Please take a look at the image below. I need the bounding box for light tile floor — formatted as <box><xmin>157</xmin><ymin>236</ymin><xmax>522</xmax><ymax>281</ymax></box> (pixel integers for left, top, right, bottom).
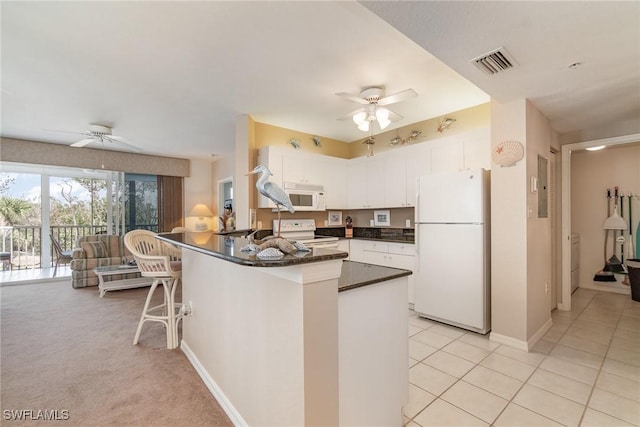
<box><xmin>405</xmin><ymin>288</ymin><xmax>640</xmax><ymax>426</ymax></box>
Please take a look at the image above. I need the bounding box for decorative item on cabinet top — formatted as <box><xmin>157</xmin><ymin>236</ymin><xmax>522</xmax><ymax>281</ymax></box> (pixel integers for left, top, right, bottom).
<box><xmin>492</xmin><ymin>140</ymin><xmax>524</xmax><ymax>167</ymax></box>
<box><xmin>289</xmin><ymin>138</ymin><xmax>300</xmax><ymax>149</ymax></box>
<box><xmin>437</xmin><ymin>118</ymin><xmax>456</xmax><ymax>133</ymax></box>
<box><xmin>390</xmin><ymin>130</ymin><xmax>421</xmax><ymax>146</ymax></box>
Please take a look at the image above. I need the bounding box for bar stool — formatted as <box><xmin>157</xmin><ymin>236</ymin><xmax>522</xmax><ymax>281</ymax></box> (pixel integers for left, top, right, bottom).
<box><xmin>124</xmin><ymin>230</ymin><xmax>183</xmax><ymax>349</ymax></box>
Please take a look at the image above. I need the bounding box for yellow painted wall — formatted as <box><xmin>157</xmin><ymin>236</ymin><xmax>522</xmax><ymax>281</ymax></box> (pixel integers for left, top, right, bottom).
<box><xmin>254</xmin><ymin>122</ymin><xmax>350</xmax><ymax>158</ymax></box>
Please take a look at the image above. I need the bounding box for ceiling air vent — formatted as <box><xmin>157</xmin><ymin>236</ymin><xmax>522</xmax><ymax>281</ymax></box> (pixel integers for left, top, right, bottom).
<box><xmin>470</xmin><ymin>47</ymin><xmax>516</xmax><ymax>75</ymax></box>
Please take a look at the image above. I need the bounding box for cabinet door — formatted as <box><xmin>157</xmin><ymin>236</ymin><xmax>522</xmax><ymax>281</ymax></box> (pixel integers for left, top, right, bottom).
<box><xmin>384</xmin><ymin>150</ymin><xmax>407</xmax><ymax>207</ymax></box>
<box><xmin>282</xmin><ymin>153</ymin><xmax>306</xmax><ymax>183</ymax></box>
<box><xmin>336</xmin><ymin>239</ymin><xmax>350</xmax><ymax>260</ymax></box>
<box><xmin>324</xmin><ymin>157</ymin><xmax>349</xmax><ymax>209</ymax></box>
<box><xmin>365</xmin><ymin>157</ymin><xmax>386</xmax><ymax>208</ymax></box>
<box><xmin>363</xmin><ymin>250</ymin><xmax>388</xmax><ymax>267</ymax></box>
<box><xmin>405</xmin><ymin>144</ymin><xmax>431</xmax><ymax>207</ymax></box>
<box><xmin>348</xmin><ymin>239</ymin><xmax>365</xmax><ymax>262</ymax></box>
<box><xmin>462</xmin><ymin>128</ymin><xmax>491</xmax><ymax>171</ymax></box>
<box><xmin>349</xmin><ymin>161</ymin><xmax>368</xmax><ymax>209</ymax></box>
<box><xmin>431</xmin><ymin>137</ymin><xmax>464</xmax><ymax>174</ymax></box>
<box><xmin>386</xmin><ymin>253</ymin><xmax>416</xmax><ymax>304</ymax></box>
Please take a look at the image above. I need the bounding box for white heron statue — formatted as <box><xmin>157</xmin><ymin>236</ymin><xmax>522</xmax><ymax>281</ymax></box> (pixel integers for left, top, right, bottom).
<box><xmin>246</xmin><ymin>165</ymin><xmax>294</xmax><ymax>237</ymax></box>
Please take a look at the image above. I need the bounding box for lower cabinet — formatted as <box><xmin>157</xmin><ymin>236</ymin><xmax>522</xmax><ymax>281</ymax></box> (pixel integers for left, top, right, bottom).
<box><xmin>349</xmin><ymin>240</ymin><xmax>416</xmax><ymax>305</ymax></box>
<box><xmin>336</xmin><ymin>239</ymin><xmax>350</xmax><ymax>260</ymax></box>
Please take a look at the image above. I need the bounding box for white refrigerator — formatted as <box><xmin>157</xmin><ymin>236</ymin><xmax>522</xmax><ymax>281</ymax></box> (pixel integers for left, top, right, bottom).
<box><xmin>414</xmin><ymin>168</ymin><xmax>490</xmax><ymax>334</ymax></box>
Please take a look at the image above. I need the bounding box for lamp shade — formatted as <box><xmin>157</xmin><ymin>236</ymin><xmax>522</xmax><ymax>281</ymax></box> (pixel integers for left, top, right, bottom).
<box><xmin>190</xmin><ymin>204</ymin><xmax>213</xmax><ymax>218</ymax></box>
<box><xmin>603</xmin><ymin>205</ymin><xmax>628</xmax><ymax>230</ymax></box>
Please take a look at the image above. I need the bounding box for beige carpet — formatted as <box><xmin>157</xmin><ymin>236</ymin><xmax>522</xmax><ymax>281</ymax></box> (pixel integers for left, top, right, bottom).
<box><xmin>1</xmin><ymin>281</ymin><xmax>232</xmax><ymax>426</ymax></box>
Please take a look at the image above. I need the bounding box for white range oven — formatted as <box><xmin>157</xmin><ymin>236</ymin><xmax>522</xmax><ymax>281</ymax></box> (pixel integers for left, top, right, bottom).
<box><xmin>273</xmin><ymin>219</ymin><xmax>339</xmax><ymax>249</ymax></box>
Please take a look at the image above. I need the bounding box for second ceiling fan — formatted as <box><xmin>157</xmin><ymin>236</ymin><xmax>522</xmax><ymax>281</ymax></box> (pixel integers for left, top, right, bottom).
<box><xmin>336</xmin><ymin>86</ymin><xmax>417</xmax><ymax>132</ymax></box>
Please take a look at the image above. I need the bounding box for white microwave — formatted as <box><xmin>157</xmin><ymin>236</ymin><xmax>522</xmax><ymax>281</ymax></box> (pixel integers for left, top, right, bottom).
<box><xmin>283</xmin><ymin>182</ymin><xmax>326</xmax><ymax>211</ymax></box>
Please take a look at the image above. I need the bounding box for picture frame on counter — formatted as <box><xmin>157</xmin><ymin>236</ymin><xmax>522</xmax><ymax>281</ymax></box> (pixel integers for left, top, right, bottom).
<box><xmin>373</xmin><ymin>210</ymin><xmax>391</xmax><ymax>226</ymax></box>
<box><xmin>328</xmin><ymin>211</ymin><xmax>342</xmax><ymax>226</ymax></box>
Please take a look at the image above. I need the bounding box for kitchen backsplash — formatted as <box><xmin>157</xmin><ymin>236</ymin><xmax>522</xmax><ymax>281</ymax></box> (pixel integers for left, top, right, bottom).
<box><xmin>256</xmin><ymin>207</ymin><xmax>415</xmax><ymax>230</ymax></box>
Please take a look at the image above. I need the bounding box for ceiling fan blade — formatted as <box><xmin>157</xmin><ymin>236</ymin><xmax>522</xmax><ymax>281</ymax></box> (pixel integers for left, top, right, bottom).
<box><xmin>378</xmin><ymin>88</ymin><xmax>417</xmax><ymax>106</ymax></box>
<box><xmin>388</xmin><ymin>110</ymin><xmax>404</xmax><ymax>122</ymax></box>
<box><xmin>337</xmin><ymin>107</ymin><xmax>367</xmax><ymax>121</ymax></box>
<box><xmin>44</xmin><ymin>128</ymin><xmax>91</xmax><ymax>136</ymax></box>
<box><xmin>103</xmin><ymin>135</ymin><xmax>142</xmax><ymax>152</ymax></box>
<box><xmin>70</xmin><ymin>138</ymin><xmax>95</xmax><ymax>148</ymax></box>
<box><xmin>335</xmin><ymin>92</ymin><xmax>370</xmax><ymax>105</ymax></box>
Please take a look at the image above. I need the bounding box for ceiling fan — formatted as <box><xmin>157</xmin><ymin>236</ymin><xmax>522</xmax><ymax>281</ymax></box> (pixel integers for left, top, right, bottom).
<box><xmin>336</xmin><ymin>87</ymin><xmax>417</xmax><ymax>132</ymax></box>
<box><xmin>48</xmin><ymin>124</ymin><xmax>141</xmax><ymax>152</ymax></box>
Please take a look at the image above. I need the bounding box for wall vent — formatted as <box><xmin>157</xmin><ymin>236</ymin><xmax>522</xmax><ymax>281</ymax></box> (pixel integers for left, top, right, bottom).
<box><xmin>470</xmin><ymin>47</ymin><xmax>516</xmax><ymax>75</ymax></box>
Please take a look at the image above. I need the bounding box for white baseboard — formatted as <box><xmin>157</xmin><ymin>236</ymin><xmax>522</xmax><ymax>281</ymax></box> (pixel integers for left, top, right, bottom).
<box><xmin>489</xmin><ymin>332</ymin><xmax>528</xmax><ymax>351</ymax></box>
<box><xmin>181</xmin><ymin>340</ymin><xmax>247</xmax><ymax>427</ymax></box>
<box><xmin>489</xmin><ymin>317</ymin><xmax>553</xmax><ymax>352</ymax></box>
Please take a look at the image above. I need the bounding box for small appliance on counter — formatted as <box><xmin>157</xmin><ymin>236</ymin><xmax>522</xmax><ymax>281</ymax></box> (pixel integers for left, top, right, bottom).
<box><xmin>345</xmin><ymin>216</ymin><xmax>353</xmax><ymax>238</ymax></box>
<box><xmin>273</xmin><ymin>219</ymin><xmax>339</xmax><ymax>249</ymax></box>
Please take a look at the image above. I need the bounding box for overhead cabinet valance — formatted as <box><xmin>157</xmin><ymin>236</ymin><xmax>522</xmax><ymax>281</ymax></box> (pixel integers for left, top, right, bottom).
<box><xmin>0</xmin><ymin>138</ymin><xmax>190</xmax><ymax>177</ymax></box>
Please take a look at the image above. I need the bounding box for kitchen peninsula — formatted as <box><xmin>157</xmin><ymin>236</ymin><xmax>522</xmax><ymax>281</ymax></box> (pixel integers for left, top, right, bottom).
<box><xmin>158</xmin><ymin>232</ymin><xmax>410</xmax><ymax>426</ymax></box>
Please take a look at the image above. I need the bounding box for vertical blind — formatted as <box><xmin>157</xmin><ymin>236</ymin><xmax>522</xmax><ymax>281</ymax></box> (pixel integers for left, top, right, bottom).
<box><xmin>158</xmin><ymin>175</ymin><xmax>183</xmax><ymax>233</ymax></box>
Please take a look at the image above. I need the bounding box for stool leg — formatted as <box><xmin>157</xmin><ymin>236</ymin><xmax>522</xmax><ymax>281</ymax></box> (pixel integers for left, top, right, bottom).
<box><xmin>161</xmin><ymin>279</ymin><xmax>174</xmax><ymax>349</ymax></box>
<box><xmin>171</xmin><ymin>276</ymin><xmax>182</xmax><ymax>348</ymax></box>
<box><xmin>133</xmin><ymin>278</ymin><xmax>160</xmax><ymax>345</ymax></box>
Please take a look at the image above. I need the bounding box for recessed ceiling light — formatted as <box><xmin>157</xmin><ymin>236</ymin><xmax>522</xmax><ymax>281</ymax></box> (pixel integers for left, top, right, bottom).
<box><xmin>586</xmin><ymin>145</ymin><xmax>605</xmax><ymax>151</ymax></box>
<box><xmin>568</xmin><ymin>62</ymin><xmax>581</xmax><ymax>69</ymax></box>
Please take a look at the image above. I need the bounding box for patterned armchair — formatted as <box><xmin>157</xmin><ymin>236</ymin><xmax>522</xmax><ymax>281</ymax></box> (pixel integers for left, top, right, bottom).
<box><xmin>70</xmin><ymin>235</ymin><xmax>137</xmax><ymax>289</ymax></box>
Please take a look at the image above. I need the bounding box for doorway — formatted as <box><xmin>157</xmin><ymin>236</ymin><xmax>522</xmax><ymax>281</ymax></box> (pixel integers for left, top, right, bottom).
<box><xmin>218</xmin><ymin>177</ymin><xmax>234</xmax><ymax>231</ymax></box>
<box><xmin>560</xmin><ymin>133</ymin><xmax>640</xmax><ymax>311</ymax></box>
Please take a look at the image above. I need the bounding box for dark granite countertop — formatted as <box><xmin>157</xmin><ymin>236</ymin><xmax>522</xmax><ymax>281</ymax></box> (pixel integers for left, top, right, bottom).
<box><xmin>339</xmin><ymin>261</ymin><xmax>412</xmax><ymax>292</ymax></box>
<box><xmin>317</xmin><ymin>226</ymin><xmax>415</xmax><ymax>244</ymax></box>
<box><xmin>157</xmin><ymin>232</ymin><xmax>347</xmax><ymax>267</ymax></box>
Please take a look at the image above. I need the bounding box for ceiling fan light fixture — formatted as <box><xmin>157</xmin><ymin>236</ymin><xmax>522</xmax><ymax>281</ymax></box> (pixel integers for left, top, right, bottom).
<box><xmin>357</xmin><ymin>121</ymin><xmax>370</xmax><ymax>132</ymax></box>
<box><xmin>378</xmin><ymin>117</ymin><xmax>391</xmax><ymax>130</ymax></box>
<box><xmin>353</xmin><ymin>111</ymin><xmax>367</xmax><ymax>125</ymax></box>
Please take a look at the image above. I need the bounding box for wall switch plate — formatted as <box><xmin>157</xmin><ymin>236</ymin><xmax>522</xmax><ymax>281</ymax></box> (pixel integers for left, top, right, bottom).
<box><xmin>257</xmin><ymin>221</ymin><xmax>263</xmax><ymax>229</ymax></box>
<box><xmin>405</xmin><ymin>219</ymin><xmax>411</xmax><ymax>228</ymax></box>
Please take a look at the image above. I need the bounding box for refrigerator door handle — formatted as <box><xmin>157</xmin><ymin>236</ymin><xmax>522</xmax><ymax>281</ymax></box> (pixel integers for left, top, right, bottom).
<box><xmin>415</xmin><ymin>193</ymin><xmax>420</xmax><ymax>256</ymax></box>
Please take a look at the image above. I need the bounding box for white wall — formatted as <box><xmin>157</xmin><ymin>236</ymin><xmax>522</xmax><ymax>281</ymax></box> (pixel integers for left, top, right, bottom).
<box><xmin>525</xmin><ymin>101</ymin><xmax>552</xmax><ymax>339</ymax></box>
<box><xmin>490</xmin><ymin>99</ymin><xmax>554</xmax><ymax>349</ymax></box>
<box><xmin>571</xmin><ymin>144</ymin><xmax>640</xmax><ymax>293</ymax></box>
<box><xmin>490</xmin><ymin>99</ymin><xmax>529</xmax><ymax>344</ymax></box>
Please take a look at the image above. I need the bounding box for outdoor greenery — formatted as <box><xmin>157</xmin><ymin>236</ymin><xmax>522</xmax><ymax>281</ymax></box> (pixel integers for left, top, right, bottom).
<box><xmin>0</xmin><ymin>173</ymin><xmax>158</xmax><ymax>269</ymax></box>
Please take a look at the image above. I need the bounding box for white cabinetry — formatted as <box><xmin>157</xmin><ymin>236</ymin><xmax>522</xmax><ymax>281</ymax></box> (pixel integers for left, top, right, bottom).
<box><xmin>349</xmin><ymin>240</ymin><xmax>416</xmax><ymax>305</ymax></box>
<box><xmin>349</xmin><ymin>157</ymin><xmax>385</xmax><ymax>209</ymax></box>
<box><xmin>384</xmin><ymin>150</ymin><xmax>408</xmax><ymax>208</ymax></box>
<box><xmin>322</xmin><ymin>157</ymin><xmax>349</xmax><ymax>209</ymax></box>
<box><xmin>336</xmin><ymin>239</ymin><xmax>350</xmax><ymax>260</ymax></box>
<box><xmin>405</xmin><ymin>143</ymin><xmax>431</xmax><ymax>207</ymax></box>
<box><xmin>282</xmin><ymin>153</ymin><xmax>323</xmax><ymax>184</ymax></box>
<box><xmin>430</xmin><ymin>128</ymin><xmax>490</xmax><ymax>174</ymax></box>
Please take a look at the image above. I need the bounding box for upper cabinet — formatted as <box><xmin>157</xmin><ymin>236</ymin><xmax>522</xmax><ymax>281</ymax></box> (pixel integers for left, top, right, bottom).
<box><xmin>282</xmin><ymin>153</ymin><xmax>323</xmax><ymax>184</ymax></box>
<box><xmin>349</xmin><ymin>156</ymin><xmax>386</xmax><ymax>209</ymax></box>
<box><xmin>322</xmin><ymin>156</ymin><xmax>349</xmax><ymax>209</ymax></box>
<box><xmin>257</xmin><ymin>127</ymin><xmax>489</xmax><ymax>211</ymax></box>
<box><xmin>429</xmin><ymin>128</ymin><xmax>490</xmax><ymax>174</ymax></box>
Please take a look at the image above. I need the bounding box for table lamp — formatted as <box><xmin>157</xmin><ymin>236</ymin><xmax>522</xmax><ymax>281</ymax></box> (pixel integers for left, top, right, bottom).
<box><xmin>190</xmin><ymin>204</ymin><xmax>213</xmax><ymax>231</ymax></box>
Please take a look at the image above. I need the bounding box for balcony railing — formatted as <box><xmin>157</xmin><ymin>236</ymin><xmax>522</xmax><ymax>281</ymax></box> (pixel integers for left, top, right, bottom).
<box><xmin>0</xmin><ymin>224</ymin><xmax>158</xmax><ymax>270</ymax></box>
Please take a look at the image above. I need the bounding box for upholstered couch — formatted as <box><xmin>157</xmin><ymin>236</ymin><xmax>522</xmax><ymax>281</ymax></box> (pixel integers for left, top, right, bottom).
<box><xmin>70</xmin><ymin>235</ymin><xmax>137</xmax><ymax>289</ymax></box>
